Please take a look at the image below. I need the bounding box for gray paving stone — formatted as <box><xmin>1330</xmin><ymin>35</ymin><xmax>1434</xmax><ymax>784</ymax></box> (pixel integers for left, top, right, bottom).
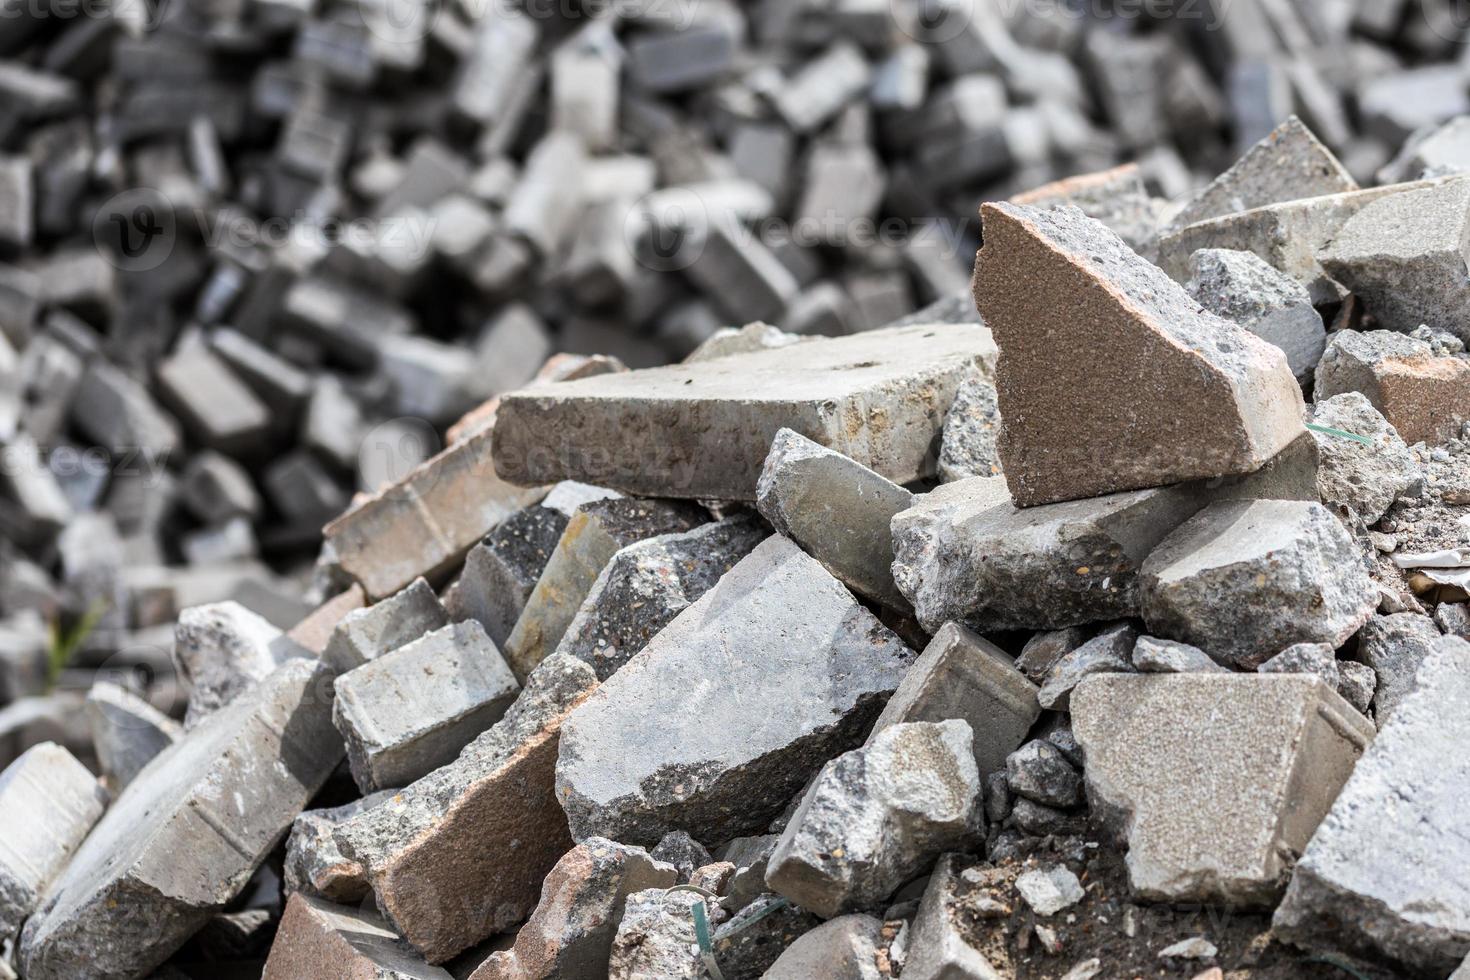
<box><xmin>0</xmin><ymin>743</ymin><xmax>106</xmax><ymax>942</ymax></box>
<box><xmin>84</xmin><ymin>680</ymin><xmax>181</xmax><ymax>792</ymax></box>
<box><xmin>333</xmin><ymin>620</ymin><xmax>520</xmax><ymax>792</ymax></box>
<box><xmin>323</xmin><ymin>576</ymin><xmax>449</xmax><ymax>673</ymax></box>
<box><xmin>180</xmin><ymin>451</ymin><xmax>261</xmax><ymax>525</ymax></box>
<box><xmin>1073</xmin><ymin>673</ymin><xmax>1373</xmax><ymax>906</ymax></box>
<box><xmin>770</xmin><ymin>42</ymin><xmax>870</xmax><ymax>133</ymax></box>
<box><xmin>1309</xmin><ymin>392</ymin><xmax>1419</xmax><ymax>524</ymax></box>
<box><xmin>19</xmin><ymin>659</ymin><xmax>343</xmax><ymax>980</ymax></box>
<box><xmin>451</xmin><ymin>504</ymin><xmax>568</xmax><ymax>650</ymax></box>
<box><xmin>492</xmin><ymin>323</ymin><xmax>996</xmax><ymax>501</ymax></box>
<box><xmin>154</xmin><ymin>345</ymin><xmax>271</xmax><ymax>455</ymax></box>
<box><xmin>556</xmin><ymin>535</ymin><xmax>915</xmax><ymax>847</ymax></box>
<box><xmin>1273</xmin><ymin>638</ymin><xmax>1470</xmax><ymax>976</ymax></box>
<box><xmin>1186</xmin><ymin>248</ymin><xmax>1325</xmax><ymax>383</ymax></box>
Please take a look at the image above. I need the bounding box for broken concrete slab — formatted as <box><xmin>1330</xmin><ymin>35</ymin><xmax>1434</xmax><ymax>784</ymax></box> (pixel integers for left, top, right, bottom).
<box><xmin>1355</xmin><ymin>612</ymin><xmax>1443</xmax><ymax>723</ymax></box>
<box><xmin>19</xmin><ymin>659</ymin><xmax>343</xmax><ymax>980</ymax></box>
<box><xmin>323</xmin><ymin>425</ymin><xmax>548</xmax><ymax>600</ymax></box>
<box><xmin>172</xmin><ymin>600</ymin><xmax>304</xmax><ymax>727</ymax></box>
<box><xmin>503</xmin><ymin>497</ymin><xmax>704</xmax><ymax>680</ymax></box>
<box><xmin>1072</xmin><ymin>673</ymin><xmax>1373</xmax><ymax>905</ymax></box>
<box><xmin>1009</xmin><ymin>163</ymin><xmax>1168</xmax><ymax>256</ymax></box>
<box><xmin>683</xmin><ymin>321</ymin><xmax>805</xmax><ymax>363</ymax></box>
<box><xmin>69</xmin><ymin>360</ymin><xmax>181</xmax><ymax>459</ymax></box>
<box><xmin>871</xmin><ymin>622</ymin><xmax>1039</xmax><ymax>779</ymax></box>
<box><xmin>470</xmin><ymin>838</ymin><xmax>677</xmax><ymax>980</ymax></box>
<box><xmin>331</xmin><ymin>654</ymin><xmax>598</xmax><ymax>963</ymax></box>
<box><xmin>283</xmin><ymin>791</ymin><xmax>394</xmax><ymax>904</ymax></box>
<box><xmin>1320</xmin><ymin>176</ymin><xmax>1470</xmax><ymax>343</ymax></box>
<box><xmin>1141</xmin><ymin>500</ymin><xmax>1379</xmax><ymax>668</ymax></box>
<box><xmin>556</xmin><ymin>535</ymin><xmax>915</xmax><ymax>847</ymax></box>
<box><xmin>1309</xmin><ymin>392</ymin><xmax>1419</xmax><ymax>524</ymax></box>
<box><xmin>891</xmin><ymin>476</ymin><xmax>1207</xmax><ymax>633</ymax></box>
<box><xmin>0</xmin><ymin>743</ymin><xmax>106</xmax><ymax>942</ymax></box>
<box><xmin>492</xmin><ymin>323</ymin><xmax>996</xmax><ymax>501</ymax></box>
<box><xmin>322</xmin><ymin>576</ymin><xmax>449</xmax><ymax>673</ymax></box>
<box><xmin>1038</xmin><ymin>621</ymin><xmax>1138</xmax><ymax>711</ymax></box>
<box><xmin>1315</xmin><ymin>328</ymin><xmax>1470</xmax><ymax>447</ymax></box>
<box><xmin>1273</xmin><ymin>638</ymin><xmax>1470</xmax><ymax>976</ymax></box>
<box><xmin>262</xmin><ymin>893</ymin><xmax>452</xmax><ymax>980</ymax></box>
<box><xmin>333</xmin><ymin>620</ymin><xmax>520</xmax><ymax>792</ymax></box>
<box><xmin>1186</xmin><ymin>248</ymin><xmax>1326</xmax><ymax>383</ymax></box>
<box><xmin>1380</xmin><ymin>116</ymin><xmax>1470</xmax><ymax>183</ymax></box>
<box><xmin>937</xmin><ymin>375</ymin><xmax>1003</xmax><ymax>483</ymax></box>
<box><xmin>556</xmin><ymin>514</ymin><xmax>767</xmax><ymax>680</ymax></box>
<box><xmin>972</xmin><ymin>203</ymin><xmax>1305</xmax><ymax>507</ymax></box>
<box><xmin>756</xmin><ymin>428</ymin><xmax>913</xmax><ymax>610</ymax></box>
<box><xmin>765</xmin><ymin>720</ymin><xmax>981</xmax><ymax>918</ymax></box>
<box><xmin>84</xmin><ymin>680</ymin><xmax>181</xmax><ymax>792</ymax></box>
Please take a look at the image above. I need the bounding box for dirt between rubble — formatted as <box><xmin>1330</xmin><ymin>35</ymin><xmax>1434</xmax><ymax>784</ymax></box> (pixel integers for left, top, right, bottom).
<box><xmin>945</xmin><ymin>836</ymin><xmax>1402</xmax><ymax>980</ymax></box>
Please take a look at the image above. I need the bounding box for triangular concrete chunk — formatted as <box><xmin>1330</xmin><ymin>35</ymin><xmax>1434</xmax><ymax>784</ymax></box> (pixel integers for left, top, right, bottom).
<box><xmin>973</xmin><ymin>203</ymin><xmax>1307</xmax><ymax>507</ymax></box>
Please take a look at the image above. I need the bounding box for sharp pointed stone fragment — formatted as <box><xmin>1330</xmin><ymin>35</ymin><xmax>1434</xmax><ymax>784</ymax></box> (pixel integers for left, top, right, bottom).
<box><xmin>556</xmin><ymin>535</ymin><xmax>915</xmax><ymax>847</ymax></box>
<box><xmin>263</xmin><ymin>894</ymin><xmax>452</xmax><ymax>980</ymax></box>
<box><xmin>84</xmin><ymin>680</ymin><xmax>181</xmax><ymax>792</ymax></box>
<box><xmin>1072</xmin><ymin>673</ymin><xmax>1373</xmax><ymax>905</ymax></box>
<box><xmin>1037</xmin><ymin>621</ymin><xmax>1138</xmax><ymax>711</ymax></box>
<box><xmin>972</xmin><ymin>203</ymin><xmax>1305</xmax><ymax>507</ymax></box>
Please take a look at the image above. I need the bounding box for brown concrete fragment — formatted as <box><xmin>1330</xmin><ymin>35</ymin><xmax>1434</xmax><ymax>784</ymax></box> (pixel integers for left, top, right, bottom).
<box><xmin>972</xmin><ymin>203</ymin><xmax>1305</xmax><ymax>507</ymax></box>
<box><xmin>1315</xmin><ymin>329</ymin><xmax>1470</xmax><ymax>446</ymax></box>
<box><xmin>263</xmin><ymin>893</ymin><xmax>452</xmax><ymax>980</ymax></box>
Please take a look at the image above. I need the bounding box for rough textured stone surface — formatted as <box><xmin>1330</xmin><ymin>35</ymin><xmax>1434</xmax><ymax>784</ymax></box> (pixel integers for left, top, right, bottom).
<box><xmin>503</xmin><ymin>497</ymin><xmax>704</xmax><ymax>680</ymax></box>
<box><xmin>1381</xmin><ymin>117</ymin><xmax>1470</xmax><ymax>184</ymax></box>
<box><xmin>650</xmin><ymin>831</ymin><xmax>712</xmax><ymax>885</ymax></box>
<box><xmin>1437</xmin><ymin>602</ymin><xmax>1470</xmax><ymax>640</ymax></box>
<box><xmin>1131</xmin><ymin>636</ymin><xmax>1228</xmax><ymax>674</ymax></box>
<box><xmin>765</xmin><ymin>720</ymin><xmax>982</xmax><ymax>918</ymax></box>
<box><xmin>556</xmin><ymin>514</ymin><xmax>767</xmax><ymax>680</ymax></box>
<box><xmin>1015</xmin><ymin>866</ymin><xmax>1085</xmax><ymax>916</ymax></box>
<box><xmin>470</xmin><ymin>838</ymin><xmax>677</xmax><ymax>980</ymax></box>
<box><xmin>938</xmin><ymin>375</ymin><xmax>1004</xmax><ymax>483</ymax></box>
<box><xmin>972</xmin><ymin>203</ymin><xmax>1305</xmax><ymax>507</ymax></box>
<box><xmin>1010</xmin><ymin>163</ymin><xmax>1167</xmax><ymax>255</ymax></box>
<box><xmin>1141</xmin><ymin>500</ymin><xmax>1378</xmax><ymax>668</ymax></box>
<box><xmin>262</xmin><ymin>894</ymin><xmax>452</xmax><ymax>980</ymax></box>
<box><xmin>0</xmin><ymin>743</ymin><xmax>106</xmax><ymax>942</ymax></box>
<box><xmin>1309</xmin><ymin>392</ymin><xmax>1419</xmax><ymax>524</ymax></box>
<box><xmin>872</xmin><ymin>622</ymin><xmax>1039</xmax><ymax>779</ymax></box>
<box><xmin>84</xmin><ymin>680</ymin><xmax>181</xmax><ymax>792</ymax></box>
<box><xmin>1005</xmin><ymin>740</ymin><xmax>1083</xmax><ymax>808</ymax></box>
<box><xmin>557</xmin><ymin>536</ymin><xmax>914</xmax><ymax>848</ymax></box>
<box><xmin>284</xmin><ymin>791</ymin><xmax>395</xmax><ymax>904</ymax></box>
<box><xmin>19</xmin><ymin>660</ymin><xmax>343</xmax><ymax>980</ymax></box>
<box><xmin>1170</xmin><ymin>117</ymin><xmax>1356</xmax><ymax>229</ymax></box>
<box><xmin>452</xmin><ymin>506</ymin><xmax>569</xmax><ymax>651</ymax></box>
<box><xmin>1186</xmin><ymin>248</ymin><xmax>1325</xmax><ymax>382</ymax></box>
<box><xmin>1016</xmin><ymin>627</ymin><xmax>1088</xmax><ymax>684</ymax></box>
<box><xmin>892</xmin><ymin>477</ymin><xmax>1206</xmax><ymax>633</ymax></box>
<box><xmin>762</xmin><ymin>913</ymin><xmax>886</xmax><ymax>980</ymax></box>
<box><xmin>1257</xmin><ymin>643</ymin><xmax>1338</xmax><ymax>683</ymax></box>
<box><xmin>1337</xmin><ymin>661</ymin><xmax>1378</xmax><ymax>715</ymax></box>
<box><xmin>1355</xmin><ymin>613</ymin><xmax>1443</xmax><ymax>722</ymax></box>
<box><xmin>332</xmin><ymin>655</ymin><xmax>598</xmax><ymax>964</ymax></box>
<box><xmin>1038</xmin><ymin>621</ymin><xmax>1138</xmax><ymax>711</ymax></box>
<box><xmin>756</xmin><ymin>428</ymin><xmax>913</xmax><ymax>610</ymax></box>
<box><xmin>333</xmin><ymin>621</ymin><xmax>520</xmax><ymax>792</ymax></box>
<box><xmin>1315</xmin><ymin>329</ymin><xmax>1470</xmax><ymax>446</ymax></box>
<box><xmin>172</xmin><ymin>600</ymin><xmax>302</xmax><ymax>726</ymax></box>
<box><xmin>323</xmin><ymin>576</ymin><xmax>449</xmax><ymax>673</ymax></box>
<box><xmin>607</xmin><ymin>888</ymin><xmax>721</xmax><ymax>980</ymax></box>
<box><xmin>1273</xmin><ymin>638</ymin><xmax>1470</xmax><ymax>976</ymax></box>
<box><xmin>684</xmin><ymin>321</ymin><xmax>805</xmax><ymax>363</ymax></box>
<box><xmin>1320</xmin><ymin>177</ymin><xmax>1470</xmax><ymax>343</ymax></box>
<box><xmin>1072</xmin><ymin>673</ymin><xmax>1373</xmax><ymax>906</ymax></box>
<box><xmin>903</xmin><ymin>855</ymin><xmax>1004</xmax><ymax>980</ymax></box>
<box><xmin>492</xmin><ymin>322</ymin><xmax>996</xmax><ymax>500</ymax></box>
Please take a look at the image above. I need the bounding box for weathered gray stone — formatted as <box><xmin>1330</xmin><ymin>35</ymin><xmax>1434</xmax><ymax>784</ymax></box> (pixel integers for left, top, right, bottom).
<box><xmin>1072</xmin><ymin>673</ymin><xmax>1373</xmax><ymax>906</ymax></box>
<box><xmin>1037</xmin><ymin>621</ymin><xmax>1138</xmax><ymax>711</ymax></box>
<box><xmin>1355</xmin><ymin>613</ymin><xmax>1443</xmax><ymax>723</ymax></box>
<box><xmin>1436</xmin><ymin>602</ymin><xmax>1470</xmax><ymax>639</ymax></box>
<box><xmin>172</xmin><ymin>600</ymin><xmax>304</xmax><ymax>727</ymax></box>
<box><xmin>766</xmin><ymin>720</ymin><xmax>982</xmax><ymax>918</ymax></box>
<box><xmin>1186</xmin><ymin>248</ymin><xmax>1325</xmax><ymax>383</ymax></box>
<box><xmin>762</xmin><ymin>913</ymin><xmax>886</xmax><ymax>980</ymax></box>
<box><xmin>556</xmin><ymin>536</ymin><xmax>915</xmax><ymax>847</ymax></box>
<box><xmin>1320</xmin><ymin>176</ymin><xmax>1470</xmax><ymax>343</ymax></box>
<box><xmin>1337</xmin><ymin>661</ymin><xmax>1378</xmax><ymax>715</ymax></box>
<box><xmin>70</xmin><ymin>361</ymin><xmax>181</xmax><ymax>458</ymax></box>
<box><xmin>1167</xmin><ymin>116</ymin><xmax>1357</xmax><ymax>232</ymax></box>
<box><xmin>1010</xmin><ymin>798</ymin><xmax>1087</xmax><ymax>838</ymax></box>
<box><xmin>683</xmin><ymin>321</ymin><xmax>805</xmax><ymax>363</ymax></box>
<box><xmin>1015</xmin><ymin>866</ymin><xmax>1085</xmax><ymax>917</ymax></box>
<box><xmin>333</xmin><ymin>621</ymin><xmax>520</xmax><ymax>792</ymax></box>
<box><xmin>607</xmin><ymin>888</ymin><xmax>723</xmax><ymax>980</ymax></box>
<box><xmin>871</xmin><ymin>622</ymin><xmax>1039</xmax><ymax>779</ymax></box>
<box><xmin>262</xmin><ymin>894</ymin><xmax>452</xmax><ymax>980</ymax></box>
<box><xmin>1380</xmin><ymin>116</ymin><xmax>1470</xmax><ymax>183</ymax></box>
<box><xmin>1016</xmin><ymin>627</ymin><xmax>1087</xmax><ymax>684</ymax></box>
<box><xmin>757</xmin><ymin>428</ymin><xmax>913</xmax><ymax>610</ymax></box>
<box><xmin>720</xmin><ymin>835</ymin><xmax>781</xmax><ymax>914</ymax></box>
<box><xmin>557</xmin><ymin>514</ymin><xmax>767</xmax><ymax>680</ymax></box>
<box><xmin>331</xmin><ymin>654</ymin><xmax>598</xmax><ymax>963</ymax></box>
<box><xmin>938</xmin><ymin>375</ymin><xmax>1003</xmax><ymax>483</ymax></box>
<box><xmin>1141</xmin><ymin>500</ymin><xmax>1378</xmax><ymax>668</ymax></box>
<box><xmin>1131</xmin><ymin>636</ymin><xmax>1228</xmax><ymax>674</ymax></box>
<box><xmin>1005</xmin><ymin>740</ymin><xmax>1082</xmax><ymax>808</ymax></box>
<box><xmin>902</xmin><ymin>854</ymin><xmax>1004</xmax><ymax>980</ymax></box>
<box><xmin>19</xmin><ymin>660</ymin><xmax>343</xmax><ymax>980</ymax></box>
<box><xmin>492</xmin><ymin>323</ymin><xmax>996</xmax><ymax>501</ymax></box>
<box><xmin>1314</xmin><ymin>329</ymin><xmax>1470</xmax><ymax>447</ymax></box>
<box><xmin>651</xmin><ymin>832</ymin><xmax>712</xmax><ymax>886</ymax></box>
<box><xmin>1273</xmin><ymin>638</ymin><xmax>1470</xmax><ymax>976</ymax></box>
<box><xmin>470</xmin><ymin>838</ymin><xmax>677</xmax><ymax>980</ymax></box>
<box><xmin>283</xmin><ymin>791</ymin><xmax>395</xmax><ymax>904</ymax></box>
<box><xmin>0</xmin><ymin>743</ymin><xmax>106</xmax><ymax>942</ymax></box>
<box><xmin>84</xmin><ymin>680</ymin><xmax>181</xmax><ymax>792</ymax></box>
<box><xmin>892</xmin><ymin>477</ymin><xmax>1206</xmax><ymax>633</ymax></box>
<box><xmin>973</xmin><ymin>203</ymin><xmax>1306</xmax><ymax>507</ymax></box>
<box><xmin>1009</xmin><ymin>163</ymin><xmax>1167</xmax><ymax>256</ymax></box>
<box><xmin>1309</xmin><ymin>392</ymin><xmax>1419</xmax><ymax>524</ymax></box>
<box><xmin>323</xmin><ymin>576</ymin><xmax>449</xmax><ymax>673</ymax></box>
<box><xmin>504</xmin><ymin>497</ymin><xmax>703</xmax><ymax>680</ymax></box>
<box><xmin>1258</xmin><ymin>643</ymin><xmax>1338</xmax><ymax>683</ymax></box>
